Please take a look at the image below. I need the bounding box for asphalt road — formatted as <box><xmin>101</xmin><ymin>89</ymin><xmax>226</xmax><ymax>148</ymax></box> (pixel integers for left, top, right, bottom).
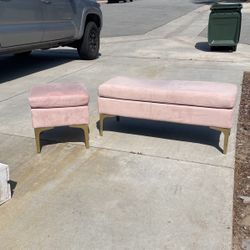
<box><xmin>101</xmin><ymin>0</ymin><xmax>200</xmax><ymax>37</ymax></box>
<box><xmin>101</xmin><ymin>0</ymin><xmax>250</xmax><ymax>44</ymax></box>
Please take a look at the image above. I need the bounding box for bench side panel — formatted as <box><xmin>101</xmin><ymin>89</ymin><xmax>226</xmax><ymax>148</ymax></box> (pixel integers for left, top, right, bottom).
<box><xmin>98</xmin><ymin>97</ymin><xmax>234</xmax><ymax>129</ymax></box>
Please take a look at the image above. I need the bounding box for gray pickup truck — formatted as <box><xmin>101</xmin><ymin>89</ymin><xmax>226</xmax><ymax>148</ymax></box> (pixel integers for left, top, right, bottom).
<box><xmin>0</xmin><ymin>0</ymin><xmax>102</xmax><ymax>60</ymax></box>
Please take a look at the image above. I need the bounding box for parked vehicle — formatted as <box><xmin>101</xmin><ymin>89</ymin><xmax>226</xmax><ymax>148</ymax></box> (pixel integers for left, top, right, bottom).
<box><xmin>0</xmin><ymin>0</ymin><xmax>102</xmax><ymax>60</ymax></box>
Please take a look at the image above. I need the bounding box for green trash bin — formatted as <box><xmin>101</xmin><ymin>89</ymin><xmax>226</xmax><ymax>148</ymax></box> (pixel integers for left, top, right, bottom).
<box><xmin>208</xmin><ymin>3</ymin><xmax>242</xmax><ymax>51</ymax></box>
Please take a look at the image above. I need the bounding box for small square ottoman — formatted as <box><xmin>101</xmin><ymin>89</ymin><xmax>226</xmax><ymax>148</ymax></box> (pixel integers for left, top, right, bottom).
<box><xmin>29</xmin><ymin>83</ymin><xmax>89</xmax><ymax>153</ymax></box>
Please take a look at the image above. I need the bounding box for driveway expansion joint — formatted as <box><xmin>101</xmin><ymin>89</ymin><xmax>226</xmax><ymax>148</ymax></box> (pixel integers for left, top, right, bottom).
<box><xmin>90</xmin><ymin>145</ymin><xmax>234</xmax><ymax>171</ymax></box>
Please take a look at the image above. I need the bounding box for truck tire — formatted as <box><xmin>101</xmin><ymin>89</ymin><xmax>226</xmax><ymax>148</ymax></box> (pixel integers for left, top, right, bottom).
<box><xmin>77</xmin><ymin>21</ymin><xmax>100</xmax><ymax>60</ymax></box>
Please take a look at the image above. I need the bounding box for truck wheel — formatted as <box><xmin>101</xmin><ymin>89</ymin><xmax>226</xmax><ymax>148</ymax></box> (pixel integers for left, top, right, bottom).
<box><xmin>77</xmin><ymin>21</ymin><xmax>100</xmax><ymax>60</ymax></box>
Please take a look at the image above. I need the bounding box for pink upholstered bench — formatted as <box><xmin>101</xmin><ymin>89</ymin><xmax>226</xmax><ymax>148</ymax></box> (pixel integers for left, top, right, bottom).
<box><xmin>29</xmin><ymin>83</ymin><xmax>89</xmax><ymax>153</ymax></box>
<box><xmin>98</xmin><ymin>76</ymin><xmax>238</xmax><ymax>154</ymax></box>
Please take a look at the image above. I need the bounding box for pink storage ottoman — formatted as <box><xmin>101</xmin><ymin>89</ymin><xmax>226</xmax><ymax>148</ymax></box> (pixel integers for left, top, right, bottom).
<box><xmin>29</xmin><ymin>83</ymin><xmax>89</xmax><ymax>153</ymax></box>
<box><xmin>98</xmin><ymin>76</ymin><xmax>238</xmax><ymax>154</ymax></box>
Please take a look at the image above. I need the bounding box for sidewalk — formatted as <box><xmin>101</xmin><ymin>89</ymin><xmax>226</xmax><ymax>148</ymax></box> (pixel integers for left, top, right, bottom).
<box><xmin>0</xmin><ymin>4</ymin><xmax>249</xmax><ymax>250</ymax></box>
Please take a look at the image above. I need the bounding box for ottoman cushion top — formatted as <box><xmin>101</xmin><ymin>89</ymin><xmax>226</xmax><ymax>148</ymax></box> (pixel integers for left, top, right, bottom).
<box><xmin>98</xmin><ymin>76</ymin><xmax>237</xmax><ymax>109</ymax></box>
<box><xmin>29</xmin><ymin>83</ymin><xmax>89</xmax><ymax>108</ymax></box>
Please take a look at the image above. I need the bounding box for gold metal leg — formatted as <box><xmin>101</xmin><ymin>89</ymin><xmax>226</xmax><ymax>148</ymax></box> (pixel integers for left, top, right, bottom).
<box><xmin>210</xmin><ymin>127</ymin><xmax>231</xmax><ymax>154</ymax></box>
<box><xmin>34</xmin><ymin>127</ymin><xmax>53</xmax><ymax>153</ymax></box>
<box><xmin>99</xmin><ymin>114</ymin><xmax>105</xmax><ymax>136</ymax></box>
<box><xmin>99</xmin><ymin>114</ymin><xmax>117</xmax><ymax>136</ymax></box>
<box><xmin>70</xmin><ymin>124</ymin><xmax>90</xmax><ymax>148</ymax></box>
<box><xmin>83</xmin><ymin>125</ymin><xmax>90</xmax><ymax>149</ymax></box>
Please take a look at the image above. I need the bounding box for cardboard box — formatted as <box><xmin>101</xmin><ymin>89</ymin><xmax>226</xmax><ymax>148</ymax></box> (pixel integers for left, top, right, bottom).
<box><xmin>0</xmin><ymin>163</ymin><xmax>11</xmax><ymax>205</ymax></box>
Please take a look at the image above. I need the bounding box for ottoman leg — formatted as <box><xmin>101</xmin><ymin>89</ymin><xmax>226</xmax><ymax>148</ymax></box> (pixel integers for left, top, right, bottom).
<box><xmin>70</xmin><ymin>125</ymin><xmax>89</xmax><ymax>149</ymax></box>
<box><xmin>34</xmin><ymin>127</ymin><xmax>52</xmax><ymax>153</ymax></box>
<box><xmin>82</xmin><ymin>125</ymin><xmax>90</xmax><ymax>149</ymax></box>
<box><xmin>210</xmin><ymin>127</ymin><xmax>231</xmax><ymax>154</ymax></box>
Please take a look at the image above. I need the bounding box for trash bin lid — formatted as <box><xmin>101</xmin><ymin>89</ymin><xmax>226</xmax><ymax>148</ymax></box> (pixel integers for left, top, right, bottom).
<box><xmin>211</xmin><ymin>3</ymin><xmax>242</xmax><ymax>11</ymax></box>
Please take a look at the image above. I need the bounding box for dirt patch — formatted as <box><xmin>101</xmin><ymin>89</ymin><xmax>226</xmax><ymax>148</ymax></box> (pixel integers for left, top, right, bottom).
<box><xmin>233</xmin><ymin>72</ymin><xmax>250</xmax><ymax>250</ymax></box>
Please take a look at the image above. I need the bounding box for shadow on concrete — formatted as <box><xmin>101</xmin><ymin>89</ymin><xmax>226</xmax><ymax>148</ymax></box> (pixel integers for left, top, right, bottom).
<box><xmin>34</xmin><ymin>120</ymin><xmax>222</xmax><ymax>153</ymax></box>
<box><xmin>192</xmin><ymin>0</ymin><xmax>246</xmax><ymax>4</ymax></box>
<box><xmin>8</xmin><ymin>180</ymin><xmax>17</xmax><ymax>197</ymax></box>
<box><xmin>0</xmin><ymin>49</ymin><xmax>79</xmax><ymax>84</ymax></box>
<box><xmin>192</xmin><ymin>0</ymin><xmax>217</xmax><ymax>4</ymax></box>
<box><xmin>39</xmin><ymin>126</ymin><xmax>88</xmax><ymax>151</ymax></box>
<box><xmin>195</xmin><ymin>42</ymin><xmax>211</xmax><ymax>52</ymax></box>
<box><xmin>107</xmin><ymin>0</ymin><xmax>129</xmax><ymax>4</ymax></box>
<box><xmin>96</xmin><ymin>117</ymin><xmax>223</xmax><ymax>153</ymax></box>
<box><xmin>195</xmin><ymin>42</ymin><xmax>235</xmax><ymax>52</ymax></box>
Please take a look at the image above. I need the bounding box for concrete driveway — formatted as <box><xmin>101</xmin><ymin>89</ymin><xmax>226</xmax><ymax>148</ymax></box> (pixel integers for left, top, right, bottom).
<box><xmin>0</xmin><ymin>1</ymin><xmax>250</xmax><ymax>249</ymax></box>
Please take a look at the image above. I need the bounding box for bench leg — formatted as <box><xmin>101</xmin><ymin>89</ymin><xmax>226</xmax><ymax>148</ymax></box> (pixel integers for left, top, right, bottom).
<box><xmin>99</xmin><ymin>114</ymin><xmax>119</xmax><ymax>136</ymax></box>
<box><xmin>99</xmin><ymin>114</ymin><xmax>105</xmax><ymax>136</ymax></box>
<box><xmin>70</xmin><ymin>124</ymin><xmax>90</xmax><ymax>149</ymax></box>
<box><xmin>210</xmin><ymin>127</ymin><xmax>231</xmax><ymax>154</ymax></box>
<box><xmin>34</xmin><ymin>127</ymin><xmax>53</xmax><ymax>153</ymax></box>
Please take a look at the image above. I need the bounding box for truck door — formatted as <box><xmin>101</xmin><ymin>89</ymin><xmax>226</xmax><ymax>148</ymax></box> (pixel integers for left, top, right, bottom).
<box><xmin>41</xmin><ymin>0</ymin><xmax>75</xmax><ymax>42</ymax></box>
<box><xmin>0</xmin><ymin>0</ymin><xmax>43</xmax><ymax>47</ymax></box>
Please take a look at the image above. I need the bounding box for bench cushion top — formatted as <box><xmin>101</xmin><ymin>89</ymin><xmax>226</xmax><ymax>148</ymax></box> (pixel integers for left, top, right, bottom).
<box><xmin>29</xmin><ymin>83</ymin><xmax>89</xmax><ymax>108</ymax></box>
<box><xmin>99</xmin><ymin>76</ymin><xmax>237</xmax><ymax>109</ymax></box>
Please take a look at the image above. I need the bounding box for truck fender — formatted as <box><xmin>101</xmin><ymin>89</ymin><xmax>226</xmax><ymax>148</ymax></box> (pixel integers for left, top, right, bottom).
<box><xmin>78</xmin><ymin>8</ymin><xmax>102</xmax><ymax>39</ymax></box>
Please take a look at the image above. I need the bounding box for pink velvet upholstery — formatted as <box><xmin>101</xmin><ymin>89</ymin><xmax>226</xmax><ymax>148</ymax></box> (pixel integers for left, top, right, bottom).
<box><xmin>98</xmin><ymin>97</ymin><xmax>234</xmax><ymax>128</ymax></box>
<box><xmin>31</xmin><ymin>106</ymin><xmax>89</xmax><ymax>128</ymax></box>
<box><xmin>29</xmin><ymin>83</ymin><xmax>89</xmax><ymax>129</ymax></box>
<box><xmin>99</xmin><ymin>76</ymin><xmax>237</xmax><ymax>109</ymax></box>
<box><xmin>29</xmin><ymin>83</ymin><xmax>89</xmax><ymax>108</ymax></box>
<box><xmin>98</xmin><ymin>77</ymin><xmax>238</xmax><ymax>129</ymax></box>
